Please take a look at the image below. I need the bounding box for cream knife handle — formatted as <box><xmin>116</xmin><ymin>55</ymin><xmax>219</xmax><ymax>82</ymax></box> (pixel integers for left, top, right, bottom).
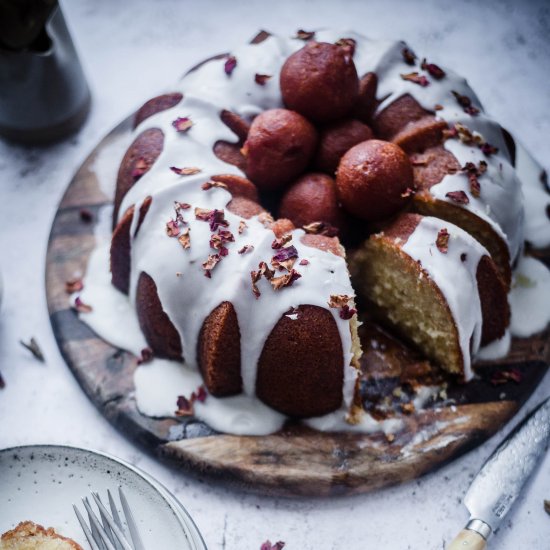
<box><xmin>447</xmin><ymin>529</ymin><xmax>487</xmax><ymax>549</ymax></box>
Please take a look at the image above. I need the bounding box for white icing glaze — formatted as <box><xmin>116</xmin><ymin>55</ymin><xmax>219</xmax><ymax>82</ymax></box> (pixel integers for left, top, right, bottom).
<box><xmin>477</xmin><ymin>330</ymin><xmax>512</xmax><ymax>361</ymax></box>
<box><xmin>401</xmin><ymin>216</ymin><xmax>488</xmax><ymax>380</ymax></box>
<box><xmin>514</xmin><ymin>140</ymin><xmax>550</xmax><ymax>249</ymax></box>
<box><xmin>510</xmin><ymin>255</ymin><xmax>550</xmax><ymax>338</ymax></box>
<box><xmin>78</xmin><ymin>30</ymin><xmax>550</xmax><ymax>436</ymax></box>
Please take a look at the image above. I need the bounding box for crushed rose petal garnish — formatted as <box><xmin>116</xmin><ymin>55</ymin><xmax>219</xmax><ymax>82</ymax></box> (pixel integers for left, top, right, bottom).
<box><xmin>238</xmin><ymin>244</ymin><xmax>254</xmax><ymax>254</ymax></box>
<box><xmin>490</xmin><ymin>368</ymin><xmax>522</xmax><ymax>386</ymax></box>
<box><xmin>401</xmin><ymin>47</ymin><xmax>416</xmax><ymax>65</ymax></box>
<box><xmin>420</xmin><ymin>58</ymin><xmax>446</xmax><ymax>79</ymax></box>
<box><xmin>270</xmin><ymin>269</ymin><xmax>302</xmax><ymax>290</ymax></box>
<box><xmin>175</xmin><ymin>395</ymin><xmax>194</xmax><ymax>416</ymax></box>
<box><xmin>172</xmin><ymin>117</ymin><xmax>193</xmax><ymax>132</ymax></box>
<box><xmin>271</xmin><ymin>234</ymin><xmax>293</xmax><ymax>249</ymax></box>
<box><xmin>224</xmin><ymin>55</ymin><xmax>237</xmax><ymax>75</ymax></box>
<box><xmin>400</xmin><ymin>72</ymin><xmax>429</xmax><ymax>87</ymax></box>
<box><xmin>166</xmin><ymin>219</ymin><xmax>180</xmax><ymax>237</ymax></box>
<box><xmin>255</xmin><ymin>73</ymin><xmax>272</xmax><ymax>85</ymax></box>
<box><xmin>271</xmin><ymin>245</ymin><xmax>298</xmax><ymax>271</ymax></box>
<box><xmin>178</xmin><ymin>228</ymin><xmax>191</xmax><ymax>249</ymax></box>
<box><xmin>65</xmin><ymin>279</ymin><xmax>83</xmax><ymax>294</ymax></box>
<box><xmin>302</xmin><ymin>221</ymin><xmax>339</xmax><ymax>237</ymax></box>
<box><xmin>260</xmin><ymin>542</ymin><xmax>285</xmax><ymax>550</ymax></box>
<box><xmin>335</xmin><ymin>37</ymin><xmax>356</xmax><ymax>58</ymax></box>
<box><xmin>451</xmin><ymin>91</ymin><xmax>480</xmax><ymax>116</ymax></box>
<box><xmin>445</xmin><ymin>190</ymin><xmax>470</xmax><ymax>204</ymax></box>
<box><xmin>74</xmin><ymin>296</ymin><xmax>93</xmax><ymax>313</ymax></box>
<box><xmin>202</xmin><ymin>254</ymin><xmax>222</xmax><ymax>278</ymax></box>
<box><xmin>295</xmin><ymin>29</ymin><xmax>315</xmax><ymax>40</ymax></box>
<box><xmin>238</xmin><ymin>220</ymin><xmax>248</xmax><ymax>234</ymax></box>
<box><xmin>436</xmin><ymin>228</ymin><xmax>450</xmax><ymax>253</ymax></box>
<box><xmin>170</xmin><ymin>166</ymin><xmax>201</xmax><ymax>176</ymax></box>
<box><xmin>299</xmin><ymin>259</ymin><xmax>309</xmax><ymax>266</ymax></box>
<box><xmin>202</xmin><ymin>180</ymin><xmax>228</xmax><ymax>190</ymax></box>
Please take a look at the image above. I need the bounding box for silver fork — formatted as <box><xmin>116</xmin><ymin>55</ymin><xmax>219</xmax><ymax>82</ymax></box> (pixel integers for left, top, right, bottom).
<box><xmin>73</xmin><ymin>487</ymin><xmax>145</xmax><ymax>550</ymax></box>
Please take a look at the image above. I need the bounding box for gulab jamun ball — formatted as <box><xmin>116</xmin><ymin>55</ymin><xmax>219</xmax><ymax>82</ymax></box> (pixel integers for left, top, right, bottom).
<box><xmin>280</xmin><ymin>41</ymin><xmax>359</xmax><ymax>123</ymax></box>
<box><xmin>335</xmin><ymin>139</ymin><xmax>414</xmax><ymax>221</ymax></box>
<box><xmin>242</xmin><ymin>108</ymin><xmax>317</xmax><ymax>190</ymax></box>
<box><xmin>279</xmin><ymin>172</ymin><xmax>347</xmax><ymax>234</ymax></box>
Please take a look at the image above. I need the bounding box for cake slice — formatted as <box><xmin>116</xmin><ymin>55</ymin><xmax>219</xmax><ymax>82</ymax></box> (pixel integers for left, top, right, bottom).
<box><xmin>352</xmin><ymin>213</ymin><xmax>510</xmax><ymax>380</ymax></box>
<box><xmin>0</xmin><ymin>521</ymin><xmax>83</xmax><ymax>550</ymax></box>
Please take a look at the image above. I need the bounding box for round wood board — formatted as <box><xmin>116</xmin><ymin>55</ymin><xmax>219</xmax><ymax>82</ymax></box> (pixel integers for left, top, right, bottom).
<box><xmin>45</xmin><ymin>117</ymin><xmax>550</xmax><ymax>497</ymax></box>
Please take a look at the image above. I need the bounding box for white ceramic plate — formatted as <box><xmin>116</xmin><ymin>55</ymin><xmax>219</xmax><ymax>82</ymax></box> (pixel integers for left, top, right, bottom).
<box><xmin>0</xmin><ymin>445</ymin><xmax>207</xmax><ymax>549</ymax></box>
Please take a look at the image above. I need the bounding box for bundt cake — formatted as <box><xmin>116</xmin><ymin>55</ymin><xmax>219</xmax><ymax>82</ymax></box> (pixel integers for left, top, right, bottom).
<box><xmin>76</xmin><ymin>29</ymin><xmax>550</xmax><ymax>435</ymax></box>
<box><xmin>0</xmin><ymin>521</ymin><xmax>83</xmax><ymax>550</ymax></box>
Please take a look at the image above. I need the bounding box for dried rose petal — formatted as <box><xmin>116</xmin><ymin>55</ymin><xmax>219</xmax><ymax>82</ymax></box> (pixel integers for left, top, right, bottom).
<box><xmin>172</xmin><ymin>116</ymin><xmax>193</xmax><ymax>132</ymax></box>
<box><xmin>239</xmin><ymin>220</ymin><xmax>248</xmax><ymax>234</ymax></box>
<box><xmin>258</xmin><ymin>261</ymin><xmax>275</xmax><ymax>280</ymax></box>
<box><xmin>178</xmin><ymin>228</ymin><xmax>191</xmax><ymax>249</ymax></box>
<box><xmin>170</xmin><ymin>166</ymin><xmax>201</xmax><ymax>176</ymax></box>
<box><xmin>166</xmin><ymin>219</ymin><xmax>180</xmax><ymax>237</ymax></box>
<box><xmin>20</xmin><ymin>337</ymin><xmax>45</xmax><ymax>362</ymax></box>
<box><xmin>401</xmin><ymin>72</ymin><xmax>429</xmax><ymax>87</ymax></box>
<box><xmin>176</xmin><ymin>202</ymin><xmax>191</xmax><ymax>210</ymax></box>
<box><xmin>210</xmin><ymin>229</ymin><xmax>234</xmax><ymax>250</ymax></box>
<box><xmin>295</xmin><ymin>29</ymin><xmax>315</xmax><ymax>40</ymax></box>
<box><xmin>202</xmin><ymin>180</ymin><xmax>228</xmax><ymax>191</ymax></box>
<box><xmin>436</xmin><ymin>228</ymin><xmax>449</xmax><ymax>253</ymax></box>
<box><xmin>224</xmin><ymin>55</ymin><xmax>237</xmax><ymax>75</ymax></box>
<box><xmin>445</xmin><ymin>190</ymin><xmax>469</xmax><ymax>204</ymax></box>
<box><xmin>302</xmin><ymin>221</ymin><xmax>339</xmax><ymax>237</ymax></box>
<box><xmin>401</xmin><ymin>47</ymin><xmax>417</xmax><ymax>65</ymax></box>
<box><xmin>452</xmin><ymin>91</ymin><xmax>480</xmax><ymax>116</ymax></box>
<box><xmin>193</xmin><ymin>385</ymin><xmax>208</xmax><ymax>403</ymax></box>
<box><xmin>194</xmin><ymin>207</ymin><xmax>212</xmax><ymax>221</ymax></box>
<box><xmin>328</xmin><ymin>294</ymin><xmax>352</xmax><ymax>308</ymax></box>
<box><xmin>271</xmin><ymin>245</ymin><xmax>298</xmax><ymax>271</ymax></box>
<box><xmin>299</xmin><ymin>259</ymin><xmax>309</xmax><ymax>266</ymax></box>
<box><xmin>79</xmin><ymin>208</ymin><xmax>93</xmax><ymax>223</ymax></box>
<box><xmin>255</xmin><ymin>73</ymin><xmax>272</xmax><ymax>85</ymax></box>
<box><xmin>238</xmin><ymin>244</ymin><xmax>254</xmax><ymax>254</ymax></box>
<box><xmin>132</xmin><ymin>157</ymin><xmax>150</xmax><ymax>178</ymax></box>
<box><xmin>270</xmin><ymin>269</ymin><xmax>301</xmax><ymax>290</ymax></box>
<box><xmin>260</xmin><ymin>542</ymin><xmax>285</xmax><ymax>550</ymax></box>
<box><xmin>74</xmin><ymin>296</ymin><xmax>93</xmax><ymax>313</ymax></box>
<box><xmin>202</xmin><ymin>254</ymin><xmax>222</xmax><ymax>278</ymax></box>
<box><xmin>335</xmin><ymin>37</ymin><xmax>356</xmax><ymax>58</ymax></box>
<box><xmin>138</xmin><ymin>347</ymin><xmax>153</xmax><ymax>364</ymax></box>
<box><xmin>175</xmin><ymin>395</ymin><xmax>194</xmax><ymax>416</ymax></box>
<box><xmin>250</xmin><ymin>270</ymin><xmax>261</xmax><ymax>298</ymax></box>
<box><xmin>65</xmin><ymin>279</ymin><xmax>83</xmax><ymax>294</ymax></box>
<box><xmin>420</xmin><ymin>58</ymin><xmax>446</xmax><ymax>79</ymax></box>
<box><xmin>434</xmin><ymin>104</ymin><xmax>443</xmax><ymax>111</ymax></box>
<box><xmin>271</xmin><ymin>234</ymin><xmax>293</xmax><ymax>249</ymax></box>
<box><xmin>480</xmin><ymin>142</ymin><xmax>499</xmax><ymax>156</ymax></box>
<box><xmin>339</xmin><ymin>305</ymin><xmax>357</xmax><ymax>320</ymax></box>
<box><xmin>209</xmin><ymin>209</ymin><xmax>229</xmax><ymax>232</ymax></box>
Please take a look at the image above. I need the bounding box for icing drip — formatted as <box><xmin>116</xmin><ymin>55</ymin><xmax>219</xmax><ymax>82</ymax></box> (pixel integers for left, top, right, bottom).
<box><xmin>401</xmin><ymin>216</ymin><xmax>487</xmax><ymax>381</ymax></box>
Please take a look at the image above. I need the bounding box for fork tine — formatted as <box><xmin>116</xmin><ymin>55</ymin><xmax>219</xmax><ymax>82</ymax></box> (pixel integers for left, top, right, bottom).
<box><xmin>108</xmin><ymin>489</ymin><xmax>124</xmax><ymax>532</ymax></box>
<box><xmin>82</xmin><ymin>497</ymin><xmax>117</xmax><ymax>550</ymax></box>
<box><xmin>119</xmin><ymin>487</ymin><xmax>146</xmax><ymax>550</ymax></box>
<box><xmin>94</xmin><ymin>493</ymin><xmax>121</xmax><ymax>550</ymax></box>
<box><xmin>84</xmin><ymin>497</ymin><xmax>108</xmax><ymax>550</ymax></box>
<box><xmin>74</xmin><ymin>504</ymin><xmax>103</xmax><ymax>550</ymax></box>
<box><xmin>92</xmin><ymin>492</ymin><xmax>134</xmax><ymax>550</ymax></box>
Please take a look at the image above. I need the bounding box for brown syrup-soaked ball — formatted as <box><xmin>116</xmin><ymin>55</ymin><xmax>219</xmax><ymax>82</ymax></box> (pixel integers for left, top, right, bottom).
<box><xmin>336</xmin><ymin>140</ymin><xmax>413</xmax><ymax>221</ymax></box>
<box><xmin>279</xmin><ymin>173</ymin><xmax>347</xmax><ymax>234</ymax></box>
<box><xmin>315</xmin><ymin>119</ymin><xmax>373</xmax><ymax>175</ymax></box>
<box><xmin>242</xmin><ymin>108</ymin><xmax>317</xmax><ymax>190</ymax></box>
<box><xmin>280</xmin><ymin>41</ymin><xmax>359</xmax><ymax>123</ymax></box>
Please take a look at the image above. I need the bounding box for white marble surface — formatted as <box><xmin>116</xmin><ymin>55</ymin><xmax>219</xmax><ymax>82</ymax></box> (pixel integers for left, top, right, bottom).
<box><xmin>1</xmin><ymin>0</ymin><xmax>550</xmax><ymax>548</ymax></box>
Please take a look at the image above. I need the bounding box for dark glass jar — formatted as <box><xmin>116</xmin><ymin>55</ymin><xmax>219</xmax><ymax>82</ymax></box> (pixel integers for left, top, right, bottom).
<box><xmin>0</xmin><ymin>1</ymin><xmax>91</xmax><ymax>144</ymax></box>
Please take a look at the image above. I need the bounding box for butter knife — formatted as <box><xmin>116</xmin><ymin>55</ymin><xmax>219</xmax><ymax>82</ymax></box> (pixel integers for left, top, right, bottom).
<box><xmin>447</xmin><ymin>396</ymin><xmax>550</xmax><ymax>549</ymax></box>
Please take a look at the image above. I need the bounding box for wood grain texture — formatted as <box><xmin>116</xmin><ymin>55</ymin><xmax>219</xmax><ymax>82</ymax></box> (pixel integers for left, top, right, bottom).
<box><xmin>447</xmin><ymin>529</ymin><xmax>487</xmax><ymax>550</ymax></box>
<box><xmin>45</xmin><ymin>118</ymin><xmax>550</xmax><ymax>497</ymax></box>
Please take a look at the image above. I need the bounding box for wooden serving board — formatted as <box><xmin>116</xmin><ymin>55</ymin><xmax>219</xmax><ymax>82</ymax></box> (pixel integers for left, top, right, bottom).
<box><xmin>45</xmin><ymin>118</ymin><xmax>550</xmax><ymax>497</ymax></box>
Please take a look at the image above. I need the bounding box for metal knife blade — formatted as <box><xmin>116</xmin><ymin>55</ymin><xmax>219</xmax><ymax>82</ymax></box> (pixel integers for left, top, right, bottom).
<box><xmin>464</xmin><ymin>396</ymin><xmax>550</xmax><ymax>538</ymax></box>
